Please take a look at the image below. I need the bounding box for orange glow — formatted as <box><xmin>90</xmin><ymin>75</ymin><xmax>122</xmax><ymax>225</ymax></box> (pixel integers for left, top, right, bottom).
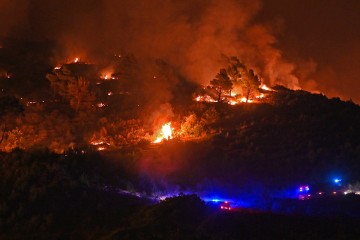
<box><xmin>100</xmin><ymin>68</ymin><xmax>116</xmax><ymax>80</ymax></box>
<box><xmin>97</xmin><ymin>102</ymin><xmax>106</xmax><ymax>108</ymax></box>
<box><xmin>74</xmin><ymin>57</ymin><xmax>80</xmax><ymax>63</ymax></box>
<box><xmin>240</xmin><ymin>97</ymin><xmax>253</xmax><ymax>103</ymax></box>
<box><xmin>101</xmin><ymin>73</ymin><xmax>113</xmax><ymax>80</ymax></box>
<box><xmin>153</xmin><ymin>122</ymin><xmax>173</xmax><ymax>143</ymax></box>
<box><xmin>260</xmin><ymin>84</ymin><xmax>272</xmax><ymax>91</ymax></box>
<box><xmin>194</xmin><ymin>95</ymin><xmax>217</xmax><ymax>103</ymax></box>
<box><xmin>256</xmin><ymin>93</ymin><xmax>265</xmax><ymax>99</ymax></box>
<box><xmin>229</xmin><ymin>100</ymin><xmax>238</xmax><ymax>105</ymax></box>
<box><xmin>90</xmin><ymin>139</ymin><xmax>110</xmax><ymax>151</ymax></box>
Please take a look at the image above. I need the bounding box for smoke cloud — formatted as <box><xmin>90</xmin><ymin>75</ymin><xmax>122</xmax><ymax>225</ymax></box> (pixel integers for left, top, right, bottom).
<box><xmin>0</xmin><ymin>0</ymin><xmax>301</xmax><ymax>90</ymax></box>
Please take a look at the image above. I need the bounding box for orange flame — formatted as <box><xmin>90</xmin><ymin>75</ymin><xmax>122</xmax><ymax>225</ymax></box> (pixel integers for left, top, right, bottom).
<box><xmin>153</xmin><ymin>122</ymin><xmax>173</xmax><ymax>143</ymax></box>
<box><xmin>260</xmin><ymin>84</ymin><xmax>272</xmax><ymax>91</ymax></box>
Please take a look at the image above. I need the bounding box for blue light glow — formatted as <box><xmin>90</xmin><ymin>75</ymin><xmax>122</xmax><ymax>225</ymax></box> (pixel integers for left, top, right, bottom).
<box><xmin>334</xmin><ymin>178</ymin><xmax>342</xmax><ymax>184</ymax></box>
<box><xmin>298</xmin><ymin>185</ymin><xmax>310</xmax><ymax>192</ymax></box>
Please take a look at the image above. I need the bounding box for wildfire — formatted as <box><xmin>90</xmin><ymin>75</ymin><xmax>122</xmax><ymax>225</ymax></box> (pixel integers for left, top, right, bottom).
<box><xmin>195</xmin><ymin>95</ymin><xmax>217</xmax><ymax>103</ymax></box>
<box><xmin>97</xmin><ymin>102</ymin><xmax>107</xmax><ymax>108</ymax></box>
<box><xmin>239</xmin><ymin>97</ymin><xmax>253</xmax><ymax>103</ymax></box>
<box><xmin>153</xmin><ymin>122</ymin><xmax>173</xmax><ymax>143</ymax></box>
<box><xmin>90</xmin><ymin>140</ymin><xmax>110</xmax><ymax>151</ymax></box>
<box><xmin>260</xmin><ymin>84</ymin><xmax>273</xmax><ymax>91</ymax></box>
<box><xmin>256</xmin><ymin>93</ymin><xmax>265</xmax><ymax>99</ymax></box>
<box><xmin>100</xmin><ymin>71</ymin><xmax>117</xmax><ymax>80</ymax></box>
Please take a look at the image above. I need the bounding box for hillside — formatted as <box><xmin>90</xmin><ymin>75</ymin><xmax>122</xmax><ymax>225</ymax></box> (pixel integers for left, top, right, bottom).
<box><xmin>1</xmin><ymin>40</ymin><xmax>360</xmax><ymax>238</ymax></box>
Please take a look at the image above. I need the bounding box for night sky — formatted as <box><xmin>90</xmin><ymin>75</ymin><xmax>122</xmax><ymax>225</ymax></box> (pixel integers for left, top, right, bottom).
<box><xmin>0</xmin><ymin>0</ymin><xmax>359</xmax><ymax>102</ymax></box>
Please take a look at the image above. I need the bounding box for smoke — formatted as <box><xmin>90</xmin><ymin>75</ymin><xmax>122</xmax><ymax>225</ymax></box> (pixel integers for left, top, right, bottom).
<box><xmin>0</xmin><ymin>0</ymin><xmax>301</xmax><ymax>89</ymax></box>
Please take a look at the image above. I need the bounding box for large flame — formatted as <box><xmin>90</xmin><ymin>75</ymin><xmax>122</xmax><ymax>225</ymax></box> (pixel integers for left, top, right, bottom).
<box><xmin>153</xmin><ymin>122</ymin><xmax>173</xmax><ymax>143</ymax></box>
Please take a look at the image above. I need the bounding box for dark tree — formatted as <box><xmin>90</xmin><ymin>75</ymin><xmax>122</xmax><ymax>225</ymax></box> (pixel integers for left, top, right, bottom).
<box><xmin>210</xmin><ymin>68</ymin><xmax>233</xmax><ymax>101</ymax></box>
<box><xmin>222</xmin><ymin>55</ymin><xmax>261</xmax><ymax>102</ymax></box>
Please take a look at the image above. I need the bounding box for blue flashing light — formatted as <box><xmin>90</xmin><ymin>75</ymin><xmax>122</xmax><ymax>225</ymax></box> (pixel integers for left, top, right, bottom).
<box><xmin>298</xmin><ymin>185</ymin><xmax>310</xmax><ymax>194</ymax></box>
<box><xmin>212</xmin><ymin>199</ymin><xmax>220</xmax><ymax>202</ymax></box>
<box><xmin>334</xmin><ymin>178</ymin><xmax>342</xmax><ymax>184</ymax></box>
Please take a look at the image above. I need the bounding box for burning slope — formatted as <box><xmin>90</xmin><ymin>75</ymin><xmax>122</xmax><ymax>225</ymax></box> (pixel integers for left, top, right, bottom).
<box><xmin>195</xmin><ymin>82</ymin><xmax>273</xmax><ymax>105</ymax></box>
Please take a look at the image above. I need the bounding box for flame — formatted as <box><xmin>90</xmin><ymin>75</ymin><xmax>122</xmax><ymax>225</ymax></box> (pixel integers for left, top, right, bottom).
<box><xmin>256</xmin><ymin>93</ymin><xmax>265</xmax><ymax>99</ymax></box>
<box><xmin>260</xmin><ymin>84</ymin><xmax>272</xmax><ymax>91</ymax></box>
<box><xmin>229</xmin><ymin>100</ymin><xmax>238</xmax><ymax>105</ymax></box>
<box><xmin>194</xmin><ymin>87</ymin><xmax>268</xmax><ymax>105</ymax></box>
<box><xmin>97</xmin><ymin>102</ymin><xmax>106</xmax><ymax>108</ymax></box>
<box><xmin>100</xmin><ymin>69</ymin><xmax>116</xmax><ymax>80</ymax></box>
<box><xmin>101</xmin><ymin>73</ymin><xmax>114</xmax><ymax>80</ymax></box>
<box><xmin>90</xmin><ymin>140</ymin><xmax>110</xmax><ymax>151</ymax></box>
<box><xmin>194</xmin><ymin>95</ymin><xmax>217</xmax><ymax>103</ymax></box>
<box><xmin>74</xmin><ymin>57</ymin><xmax>80</xmax><ymax>63</ymax></box>
<box><xmin>239</xmin><ymin>97</ymin><xmax>253</xmax><ymax>103</ymax></box>
<box><xmin>153</xmin><ymin>122</ymin><xmax>173</xmax><ymax>143</ymax></box>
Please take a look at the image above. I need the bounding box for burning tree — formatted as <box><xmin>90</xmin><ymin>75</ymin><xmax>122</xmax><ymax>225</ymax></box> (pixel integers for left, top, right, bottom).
<box><xmin>210</xmin><ymin>69</ymin><xmax>233</xmax><ymax>102</ymax></box>
<box><xmin>241</xmin><ymin>69</ymin><xmax>261</xmax><ymax>102</ymax></box>
<box><xmin>223</xmin><ymin>56</ymin><xmax>260</xmax><ymax>102</ymax></box>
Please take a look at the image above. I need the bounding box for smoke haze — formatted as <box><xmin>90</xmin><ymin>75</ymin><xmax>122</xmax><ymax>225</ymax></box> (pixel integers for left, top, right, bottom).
<box><xmin>0</xmin><ymin>0</ymin><xmax>359</xmax><ymax>101</ymax></box>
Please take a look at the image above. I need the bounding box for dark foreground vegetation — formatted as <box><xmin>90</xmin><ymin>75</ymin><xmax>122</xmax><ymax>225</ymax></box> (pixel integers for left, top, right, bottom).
<box><xmin>1</xmin><ymin>149</ymin><xmax>360</xmax><ymax>239</ymax></box>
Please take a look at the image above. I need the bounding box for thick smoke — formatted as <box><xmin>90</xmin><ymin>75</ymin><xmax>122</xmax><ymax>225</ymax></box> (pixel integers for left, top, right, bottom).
<box><xmin>0</xmin><ymin>0</ymin><xmax>300</xmax><ymax>89</ymax></box>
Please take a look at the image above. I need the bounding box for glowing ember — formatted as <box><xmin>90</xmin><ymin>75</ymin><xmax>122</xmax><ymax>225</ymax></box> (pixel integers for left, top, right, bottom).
<box><xmin>229</xmin><ymin>100</ymin><xmax>238</xmax><ymax>105</ymax></box>
<box><xmin>153</xmin><ymin>122</ymin><xmax>173</xmax><ymax>143</ymax></box>
<box><xmin>194</xmin><ymin>95</ymin><xmax>217</xmax><ymax>103</ymax></box>
<box><xmin>256</xmin><ymin>93</ymin><xmax>265</xmax><ymax>99</ymax></box>
<box><xmin>101</xmin><ymin>73</ymin><xmax>115</xmax><ymax>80</ymax></box>
<box><xmin>239</xmin><ymin>97</ymin><xmax>253</xmax><ymax>103</ymax></box>
<box><xmin>54</xmin><ymin>66</ymin><xmax>61</xmax><ymax>70</ymax></box>
<box><xmin>260</xmin><ymin>84</ymin><xmax>272</xmax><ymax>91</ymax></box>
<box><xmin>90</xmin><ymin>140</ymin><xmax>107</xmax><ymax>146</ymax></box>
<box><xmin>90</xmin><ymin>140</ymin><xmax>110</xmax><ymax>151</ymax></box>
<box><xmin>97</xmin><ymin>102</ymin><xmax>106</xmax><ymax>108</ymax></box>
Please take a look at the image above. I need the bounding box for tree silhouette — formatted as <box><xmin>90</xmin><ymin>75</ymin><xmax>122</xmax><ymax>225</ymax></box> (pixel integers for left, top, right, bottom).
<box><xmin>222</xmin><ymin>56</ymin><xmax>261</xmax><ymax>102</ymax></box>
<box><xmin>47</xmin><ymin>67</ymin><xmax>97</xmax><ymax>112</ymax></box>
<box><xmin>210</xmin><ymin>68</ymin><xmax>233</xmax><ymax>101</ymax></box>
